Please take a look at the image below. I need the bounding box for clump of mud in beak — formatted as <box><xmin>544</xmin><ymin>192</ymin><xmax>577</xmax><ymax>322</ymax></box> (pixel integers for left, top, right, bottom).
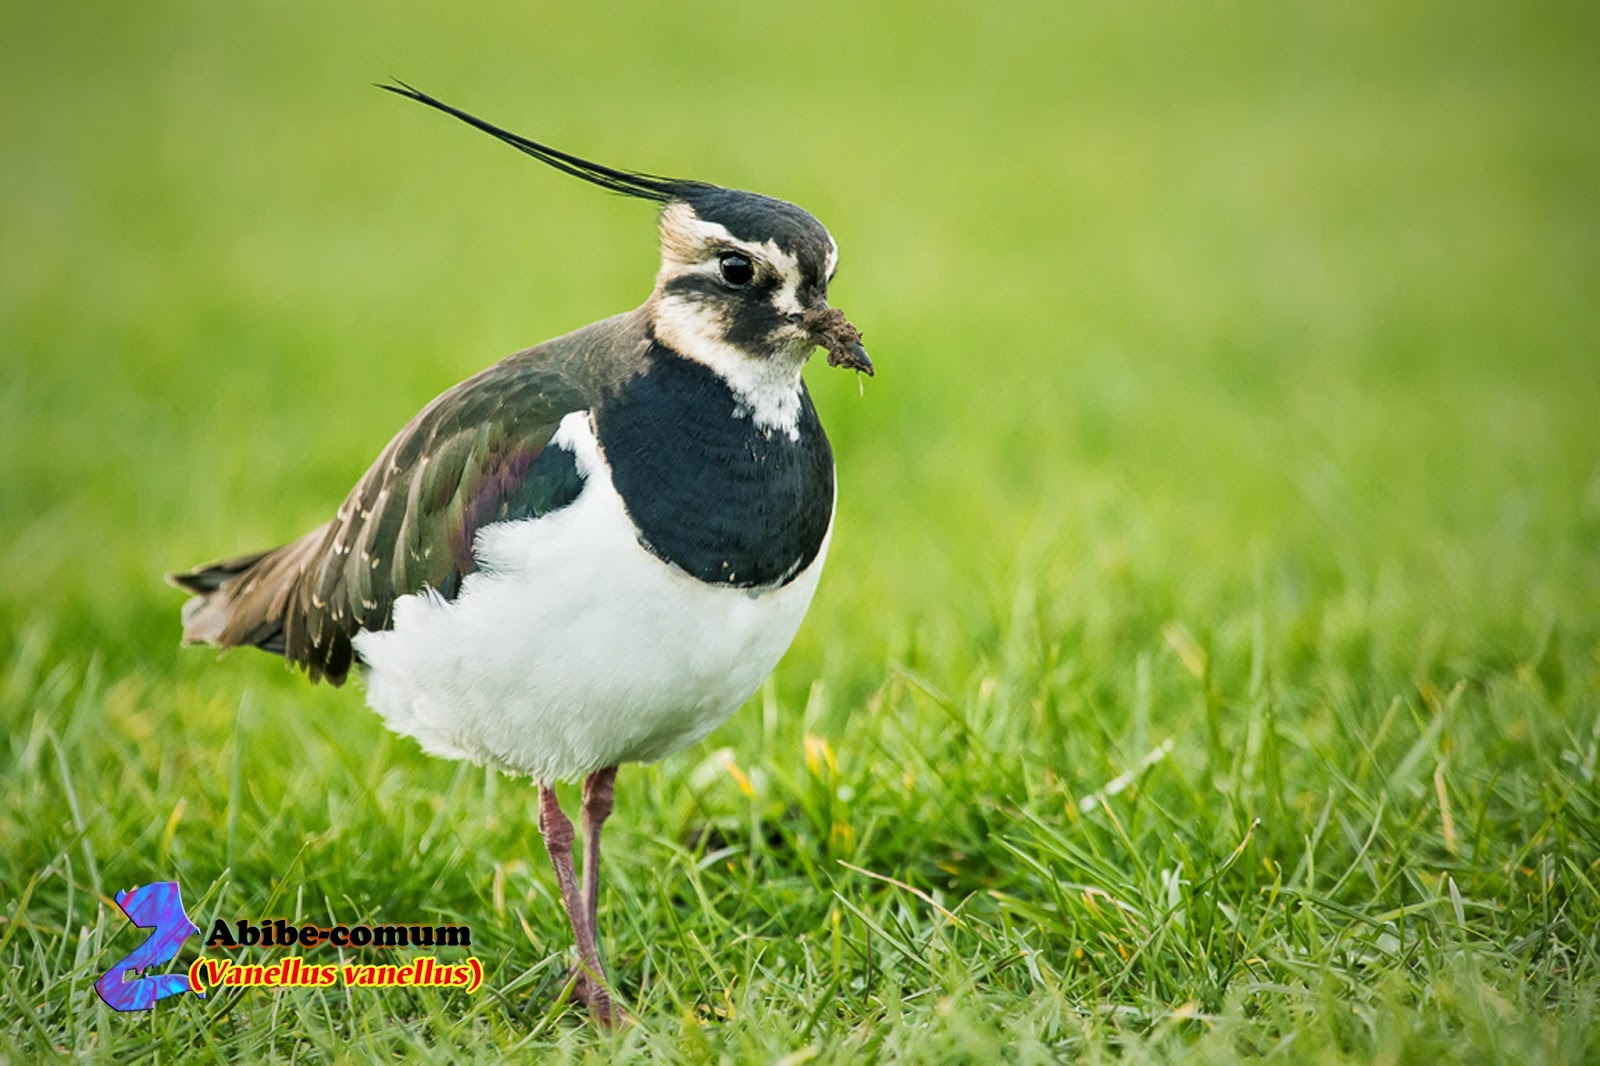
<box><xmin>803</xmin><ymin>307</ymin><xmax>873</xmax><ymax>376</ymax></box>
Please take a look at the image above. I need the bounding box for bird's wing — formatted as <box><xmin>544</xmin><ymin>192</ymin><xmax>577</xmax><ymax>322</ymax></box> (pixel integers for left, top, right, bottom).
<box><xmin>172</xmin><ymin>312</ymin><xmax>650</xmax><ymax>684</ymax></box>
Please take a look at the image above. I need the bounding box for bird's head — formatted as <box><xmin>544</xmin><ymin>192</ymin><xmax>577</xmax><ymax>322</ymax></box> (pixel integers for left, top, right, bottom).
<box><xmin>648</xmin><ymin>189</ymin><xmax>870</xmax><ymax>385</ymax></box>
<box><xmin>382</xmin><ymin>83</ymin><xmax>872</xmax><ymax>392</ymax></box>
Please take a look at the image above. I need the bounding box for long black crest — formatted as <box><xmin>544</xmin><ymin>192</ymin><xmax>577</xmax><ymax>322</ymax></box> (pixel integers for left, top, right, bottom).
<box><xmin>380</xmin><ymin>80</ymin><xmax>709</xmax><ymax>203</ymax></box>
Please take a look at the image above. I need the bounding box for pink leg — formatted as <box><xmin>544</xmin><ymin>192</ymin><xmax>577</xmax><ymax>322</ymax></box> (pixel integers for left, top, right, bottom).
<box><xmin>582</xmin><ymin>766</ymin><xmax>618</xmax><ymax>933</ymax></box>
<box><xmin>538</xmin><ymin>783</ymin><xmax>614</xmax><ymax>1027</ymax></box>
<box><xmin>568</xmin><ymin>767</ymin><xmax>619</xmax><ymax>1015</ymax></box>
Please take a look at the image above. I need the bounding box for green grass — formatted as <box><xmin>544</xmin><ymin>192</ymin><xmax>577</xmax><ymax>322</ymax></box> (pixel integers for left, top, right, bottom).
<box><xmin>4</xmin><ymin>0</ymin><xmax>1599</xmax><ymax>1060</ymax></box>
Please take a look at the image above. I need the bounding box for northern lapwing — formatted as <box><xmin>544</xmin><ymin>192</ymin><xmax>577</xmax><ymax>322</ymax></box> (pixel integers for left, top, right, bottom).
<box><xmin>168</xmin><ymin>83</ymin><xmax>871</xmax><ymax>1027</ymax></box>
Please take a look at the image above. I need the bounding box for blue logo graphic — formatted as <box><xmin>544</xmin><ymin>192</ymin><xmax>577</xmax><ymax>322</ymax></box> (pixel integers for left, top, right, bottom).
<box><xmin>95</xmin><ymin>882</ymin><xmax>203</xmax><ymax>1012</ymax></box>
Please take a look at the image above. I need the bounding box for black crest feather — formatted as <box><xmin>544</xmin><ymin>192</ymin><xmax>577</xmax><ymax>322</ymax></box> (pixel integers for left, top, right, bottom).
<box><xmin>380</xmin><ymin>80</ymin><xmax>710</xmax><ymax>203</ymax></box>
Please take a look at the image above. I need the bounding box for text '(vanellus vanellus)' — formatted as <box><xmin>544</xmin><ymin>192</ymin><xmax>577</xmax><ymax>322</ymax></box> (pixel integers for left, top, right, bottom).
<box><xmin>168</xmin><ymin>83</ymin><xmax>872</xmax><ymax>1028</ymax></box>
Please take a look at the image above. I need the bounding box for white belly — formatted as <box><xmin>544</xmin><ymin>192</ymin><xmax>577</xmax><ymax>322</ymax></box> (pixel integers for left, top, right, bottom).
<box><xmin>353</xmin><ymin>411</ymin><xmax>829</xmax><ymax>783</ymax></box>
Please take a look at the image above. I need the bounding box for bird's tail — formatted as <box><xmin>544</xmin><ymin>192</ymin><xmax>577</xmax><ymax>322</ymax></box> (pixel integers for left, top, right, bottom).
<box><xmin>166</xmin><ymin>525</ymin><xmax>330</xmax><ymax>657</ymax></box>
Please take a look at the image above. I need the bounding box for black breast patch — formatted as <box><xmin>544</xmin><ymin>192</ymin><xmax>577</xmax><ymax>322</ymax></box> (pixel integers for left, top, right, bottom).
<box><xmin>595</xmin><ymin>346</ymin><xmax>835</xmax><ymax>589</ymax></box>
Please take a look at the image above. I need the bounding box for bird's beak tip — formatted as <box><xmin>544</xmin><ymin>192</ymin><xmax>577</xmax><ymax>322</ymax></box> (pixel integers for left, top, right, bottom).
<box><xmin>830</xmin><ymin>342</ymin><xmax>874</xmax><ymax>376</ymax></box>
<box><xmin>804</xmin><ymin>306</ymin><xmax>872</xmax><ymax>377</ymax></box>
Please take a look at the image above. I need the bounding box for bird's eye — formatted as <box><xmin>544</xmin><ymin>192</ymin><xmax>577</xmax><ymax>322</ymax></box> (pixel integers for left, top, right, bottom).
<box><xmin>718</xmin><ymin>252</ymin><xmax>754</xmax><ymax>287</ymax></box>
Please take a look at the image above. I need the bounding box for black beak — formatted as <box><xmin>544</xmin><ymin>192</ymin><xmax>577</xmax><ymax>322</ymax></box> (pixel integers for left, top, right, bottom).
<box><xmin>803</xmin><ymin>307</ymin><xmax>874</xmax><ymax>377</ymax></box>
<box><xmin>829</xmin><ymin>340</ymin><xmax>874</xmax><ymax>376</ymax></box>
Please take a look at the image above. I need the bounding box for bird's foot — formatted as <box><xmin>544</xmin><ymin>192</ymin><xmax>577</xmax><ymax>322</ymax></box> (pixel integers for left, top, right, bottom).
<box><xmin>567</xmin><ymin>967</ymin><xmax>625</xmax><ymax>1029</ymax></box>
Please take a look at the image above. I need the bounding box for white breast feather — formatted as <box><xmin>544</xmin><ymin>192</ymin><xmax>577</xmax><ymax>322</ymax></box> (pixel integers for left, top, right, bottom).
<box><xmin>353</xmin><ymin>411</ymin><xmax>831</xmax><ymax>784</ymax></box>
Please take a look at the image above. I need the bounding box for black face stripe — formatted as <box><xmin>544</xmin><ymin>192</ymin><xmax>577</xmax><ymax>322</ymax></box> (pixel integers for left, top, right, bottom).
<box><xmin>595</xmin><ymin>345</ymin><xmax>834</xmax><ymax>588</ymax></box>
<box><xmin>660</xmin><ymin>271</ymin><xmax>793</xmax><ymax>352</ymax></box>
<box><xmin>722</xmin><ymin>289</ymin><xmax>789</xmax><ymax>351</ymax></box>
<box><xmin>661</xmin><ymin>269</ymin><xmax>779</xmax><ymax>302</ymax></box>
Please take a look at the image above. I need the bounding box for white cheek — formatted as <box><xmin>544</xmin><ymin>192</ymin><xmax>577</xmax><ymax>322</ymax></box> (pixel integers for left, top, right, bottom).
<box><xmin>654</xmin><ymin>292</ymin><xmax>729</xmax><ymax>349</ymax></box>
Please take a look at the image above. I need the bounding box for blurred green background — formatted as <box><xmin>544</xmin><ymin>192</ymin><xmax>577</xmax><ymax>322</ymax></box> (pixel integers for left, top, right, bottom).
<box><xmin>4</xmin><ymin>0</ymin><xmax>1593</xmax><ymax>662</ymax></box>
<box><xmin>3</xmin><ymin>0</ymin><xmax>1598</xmax><ymax>1059</ymax></box>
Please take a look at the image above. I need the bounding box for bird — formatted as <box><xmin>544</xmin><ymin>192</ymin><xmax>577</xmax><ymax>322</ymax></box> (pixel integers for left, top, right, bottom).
<box><xmin>167</xmin><ymin>83</ymin><xmax>871</xmax><ymax>1028</ymax></box>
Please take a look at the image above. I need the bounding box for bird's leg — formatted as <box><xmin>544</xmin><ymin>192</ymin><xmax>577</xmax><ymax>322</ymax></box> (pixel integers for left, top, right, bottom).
<box><xmin>537</xmin><ymin>783</ymin><xmax>615</xmax><ymax>1027</ymax></box>
<box><xmin>582</xmin><ymin>766</ymin><xmax>618</xmax><ymax>932</ymax></box>
<box><xmin>571</xmin><ymin>766</ymin><xmax>618</xmax><ymax>1011</ymax></box>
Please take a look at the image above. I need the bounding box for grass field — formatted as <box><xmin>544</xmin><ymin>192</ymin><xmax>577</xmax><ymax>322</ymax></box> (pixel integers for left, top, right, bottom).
<box><xmin>4</xmin><ymin>1</ymin><xmax>1599</xmax><ymax>1060</ymax></box>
